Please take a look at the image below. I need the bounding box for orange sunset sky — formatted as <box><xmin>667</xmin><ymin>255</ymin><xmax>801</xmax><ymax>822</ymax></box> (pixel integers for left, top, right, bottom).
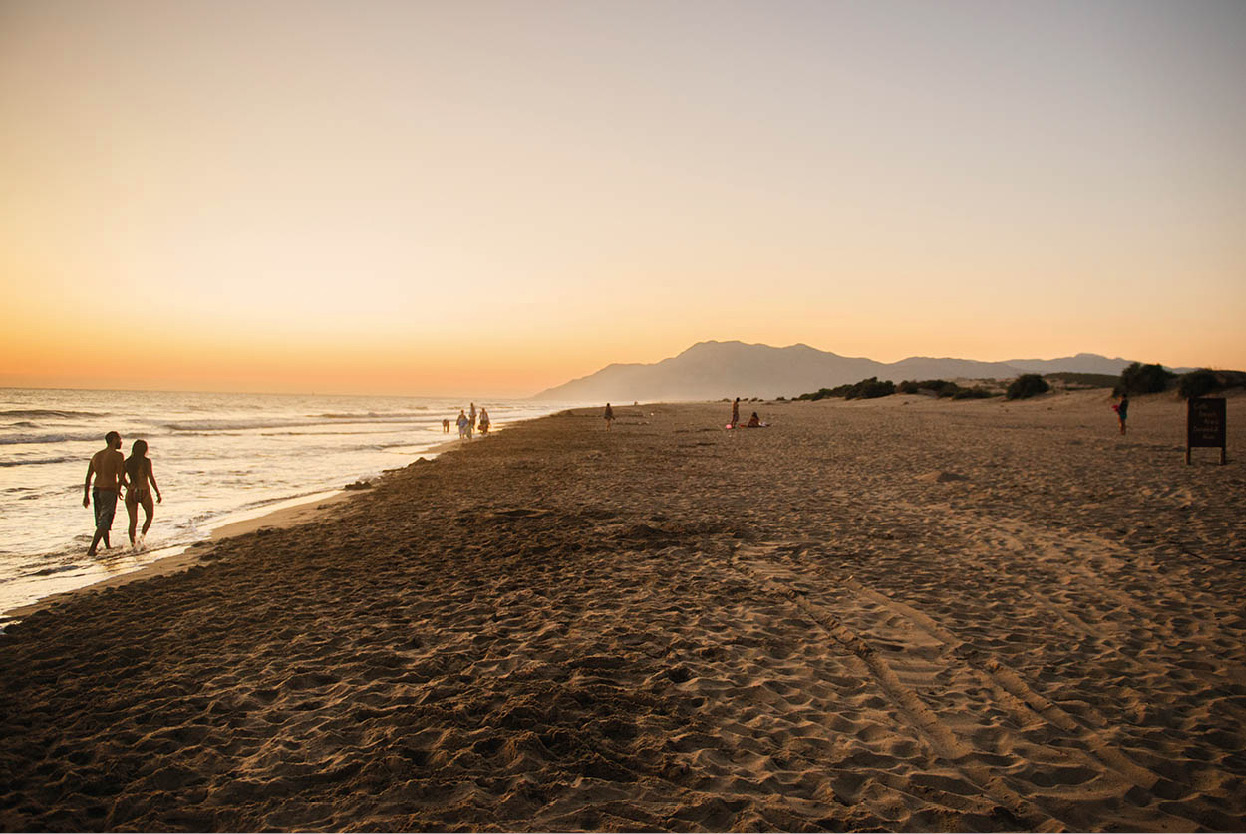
<box><xmin>2</xmin><ymin>1</ymin><xmax>1244</xmax><ymax>397</ymax></box>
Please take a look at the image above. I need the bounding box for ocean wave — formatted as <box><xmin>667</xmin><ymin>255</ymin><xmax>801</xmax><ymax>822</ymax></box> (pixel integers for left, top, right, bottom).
<box><xmin>27</xmin><ymin>564</ymin><xmax>81</xmax><ymax>578</ymax></box>
<box><xmin>318</xmin><ymin>409</ymin><xmax>430</xmax><ymax>419</ymax></box>
<box><xmin>0</xmin><ymin>409</ymin><xmax>108</xmax><ymax>419</ymax></box>
<box><xmin>164</xmin><ymin>418</ymin><xmax>321</xmax><ymax>432</ymax></box>
<box><xmin>165</xmin><ymin>415</ymin><xmax>434</xmax><ymax>432</ymax></box>
<box><xmin>0</xmin><ymin>455</ymin><xmax>78</xmax><ymax>468</ymax></box>
<box><xmin>0</xmin><ymin>432</ymin><xmax>102</xmax><ymax>446</ymax></box>
<box><xmin>258</xmin><ymin>428</ymin><xmax>418</xmax><ymax>438</ymax></box>
<box><xmin>373</xmin><ymin>439</ymin><xmax>425</xmax><ymax>450</ymax></box>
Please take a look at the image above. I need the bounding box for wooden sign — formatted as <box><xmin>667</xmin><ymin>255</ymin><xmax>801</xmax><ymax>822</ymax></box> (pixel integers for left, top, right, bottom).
<box><xmin>1186</xmin><ymin>397</ymin><xmax>1227</xmax><ymax>465</ymax></box>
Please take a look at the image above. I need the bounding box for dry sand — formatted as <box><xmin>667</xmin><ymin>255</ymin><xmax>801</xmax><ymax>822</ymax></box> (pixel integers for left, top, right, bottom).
<box><xmin>1</xmin><ymin>391</ymin><xmax>1243</xmax><ymax>831</ymax></box>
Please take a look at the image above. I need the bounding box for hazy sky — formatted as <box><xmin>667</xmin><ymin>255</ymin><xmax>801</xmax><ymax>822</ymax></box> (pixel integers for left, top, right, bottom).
<box><xmin>3</xmin><ymin>0</ymin><xmax>1244</xmax><ymax>395</ymax></box>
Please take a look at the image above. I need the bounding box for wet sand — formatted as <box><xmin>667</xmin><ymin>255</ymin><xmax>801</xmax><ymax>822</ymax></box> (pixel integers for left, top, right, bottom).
<box><xmin>3</xmin><ymin>491</ymin><xmax>359</xmax><ymax>621</ymax></box>
<box><xmin>1</xmin><ymin>392</ymin><xmax>1243</xmax><ymax>831</ymax></box>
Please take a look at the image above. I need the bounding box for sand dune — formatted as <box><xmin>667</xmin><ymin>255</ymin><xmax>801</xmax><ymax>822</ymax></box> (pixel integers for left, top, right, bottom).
<box><xmin>1</xmin><ymin>391</ymin><xmax>1243</xmax><ymax>831</ymax></box>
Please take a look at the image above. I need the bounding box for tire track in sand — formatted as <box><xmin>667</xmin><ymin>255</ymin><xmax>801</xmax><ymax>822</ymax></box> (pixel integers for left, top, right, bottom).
<box><xmin>731</xmin><ymin>537</ymin><xmax>1225</xmax><ymax>831</ymax></box>
<box><xmin>730</xmin><ymin>551</ymin><xmax>1065</xmax><ymax>832</ymax></box>
<box><xmin>833</xmin><ymin>573</ymin><xmax>1166</xmax><ymax>796</ymax></box>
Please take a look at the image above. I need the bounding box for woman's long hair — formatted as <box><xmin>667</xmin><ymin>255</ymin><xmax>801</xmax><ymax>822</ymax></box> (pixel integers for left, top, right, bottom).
<box><xmin>125</xmin><ymin>439</ymin><xmax>149</xmax><ymax>481</ymax></box>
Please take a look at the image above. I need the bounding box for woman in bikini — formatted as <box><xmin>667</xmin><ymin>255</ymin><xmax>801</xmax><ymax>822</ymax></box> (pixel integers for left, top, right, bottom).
<box><xmin>124</xmin><ymin>439</ymin><xmax>162</xmax><ymax>547</ymax></box>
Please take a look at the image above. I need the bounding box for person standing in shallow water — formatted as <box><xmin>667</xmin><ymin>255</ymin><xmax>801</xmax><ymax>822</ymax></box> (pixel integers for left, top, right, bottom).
<box><xmin>604</xmin><ymin>403</ymin><xmax>614</xmax><ymax>431</ymax></box>
<box><xmin>84</xmin><ymin>431</ymin><xmax>127</xmax><ymax>556</ymax></box>
<box><xmin>124</xmin><ymin>439</ymin><xmax>162</xmax><ymax>547</ymax></box>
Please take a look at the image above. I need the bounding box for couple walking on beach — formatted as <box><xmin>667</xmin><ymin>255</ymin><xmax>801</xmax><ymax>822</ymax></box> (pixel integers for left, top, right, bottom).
<box><xmin>83</xmin><ymin>432</ymin><xmax>162</xmax><ymax>556</ymax></box>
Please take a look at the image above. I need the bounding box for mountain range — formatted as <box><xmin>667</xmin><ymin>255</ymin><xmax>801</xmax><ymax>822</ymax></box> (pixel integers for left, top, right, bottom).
<box><xmin>534</xmin><ymin>341</ymin><xmax>1171</xmax><ymax>402</ymax></box>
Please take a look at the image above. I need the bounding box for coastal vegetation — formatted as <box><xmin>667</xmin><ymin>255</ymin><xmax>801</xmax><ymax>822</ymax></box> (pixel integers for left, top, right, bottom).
<box><xmin>1110</xmin><ymin>362</ymin><xmax>1246</xmax><ymax>399</ymax></box>
<box><xmin>796</xmin><ymin>377</ymin><xmax>896</xmax><ymax>401</ymax></box>
<box><xmin>790</xmin><ymin>364</ymin><xmax>1245</xmax><ymax>405</ymax></box>
<box><xmin>1116</xmin><ymin>362</ymin><xmax>1176</xmax><ymax>395</ymax></box>
<box><xmin>1006</xmin><ymin>374</ymin><xmax>1050</xmax><ymax>400</ymax></box>
<box><xmin>897</xmin><ymin>379</ymin><xmax>958</xmax><ymax>397</ymax></box>
<box><xmin>896</xmin><ymin>380</ymin><xmax>996</xmax><ymax>399</ymax></box>
<box><xmin>949</xmin><ymin>385</ymin><xmax>996</xmax><ymax>400</ymax></box>
<box><xmin>1177</xmin><ymin>369</ymin><xmax>1246</xmax><ymax>399</ymax></box>
<box><xmin>1044</xmin><ymin>372</ymin><xmax>1120</xmax><ymax>389</ymax></box>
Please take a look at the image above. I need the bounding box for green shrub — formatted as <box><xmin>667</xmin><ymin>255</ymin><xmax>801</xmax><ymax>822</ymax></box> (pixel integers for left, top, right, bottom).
<box><xmin>797</xmin><ymin>377</ymin><xmax>896</xmax><ymax>401</ymax></box>
<box><xmin>1117</xmin><ymin>362</ymin><xmax>1174</xmax><ymax>395</ymax></box>
<box><xmin>1178</xmin><ymin>369</ymin><xmax>1219</xmax><ymax>399</ymax></box>
<box><xmin>952</xmin><ymin>386</ymin><xmax>994</xmax><ymax>400</ymax></box>
<box><xmin>1176</xmin><ymin>369</ymin><xmax>1246</xmax><ymax>398</ymax></box>
<box><xmin>1044</xmin><ymin>372</ymin><xmax>1119</xmax><ymax>389</ymax></box>
<box><xmin>1006</xmin><ymin>373</ymin><xmax>1050</xmax><ymax>400</ymax></box>
<box><xmin>846</xmin><ymin>378</ymin><xmax>896</xmax><ymax>399</ymax></box>
<box><xmin>899</xmin><ymin>379</ymin><xmax>961</xmax><ymax>397</ymax></box>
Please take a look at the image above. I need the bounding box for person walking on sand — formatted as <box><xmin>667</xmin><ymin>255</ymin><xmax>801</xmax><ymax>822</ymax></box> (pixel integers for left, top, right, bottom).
<box><xmin>457</xmin><ymin>409</ymin><xmax>470</xmax><ymax>439</ymax></box>
<box><xmin>477</xmin><ymin>407</ymin><xmax>490</xmax><ymax>436</ymax></box>
<box><xmin>84</xmin><ymin>431</ymin><xmax>127</xmax><ymax>556</ymax></box>
<box><xmin>469</xmin><ymin>402</ymin><xmax>476</xmax><ymax>430</ymax></box>
<box><xmin>124</xmin><ymin>439</ymin><xmax>162</xmax><ymax>548</ymax></box>
<box><xmin>731</xmin><ymin>397</ymin><xmax>740</xmax><ymax>429</ymax></box>
<box><xmin>1114</xmin><ymin>394</ymin><xmax>1130</xmax><ymax>435</ymax></box>
<box><xmin>604</xmin><ymin>402</ymin><xmax>614</xmax><ymax>431</ymax></box>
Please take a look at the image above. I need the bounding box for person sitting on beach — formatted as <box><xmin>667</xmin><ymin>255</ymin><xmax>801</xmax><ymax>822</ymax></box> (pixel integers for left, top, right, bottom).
<box><xmin>456</xmin><ymin>409</ymin><xmax>470</xmax><ymax>439</ymax></box>
<box><xmin>84</xmin><ymin>431</ymin><xmax>127</xmax><ymax>556</ymax></box>
<box><xmin>746</xmin><ymin>411</ymin><xmax>762</xmax><ymax>428</ymax></box>
<box><xmin>124</xmin><ymin>439</ymin><xmax>162</xmax><ymax>548</ymax></box>
<box><xmin>604</xmin><ymin>402</ymin><xmax>614</xmax><ymax>431</ymax></box>
<box><xmin>477</xmin><ymin>407</ymin><xmax>490</xmax><ymax>436</ymax></box>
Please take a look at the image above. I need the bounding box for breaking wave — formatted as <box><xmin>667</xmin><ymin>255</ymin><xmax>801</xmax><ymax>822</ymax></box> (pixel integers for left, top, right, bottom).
<box><xmin>0</xmin><ymin>409</ymin><xmax>107</xmax><ymax>419</ymax></box>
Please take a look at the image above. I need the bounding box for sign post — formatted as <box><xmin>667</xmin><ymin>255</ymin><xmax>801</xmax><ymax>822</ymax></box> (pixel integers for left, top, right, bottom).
<box><xmin>1186</xmin><ymin>397</ymin><xmax>1227</xmax><ymax>465</ymax></box>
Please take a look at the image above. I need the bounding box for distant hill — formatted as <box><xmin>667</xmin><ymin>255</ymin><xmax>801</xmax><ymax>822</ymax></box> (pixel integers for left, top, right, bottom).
<box><xmin>533</xmin><ymin>341</ymin><xmax>1179</xmax><ymax>402</ymax></box>
<box><xmin>1006</xmin><ymin>353</ymin><xmax>1137</xmax><ymax>376</ymax></box>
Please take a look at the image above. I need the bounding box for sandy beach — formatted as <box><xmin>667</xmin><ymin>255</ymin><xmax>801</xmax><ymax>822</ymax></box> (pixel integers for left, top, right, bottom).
<box><xmin>1</xmin><ymin>391</ymin><xmax>1243</xmax><ymax>831</ymax></box>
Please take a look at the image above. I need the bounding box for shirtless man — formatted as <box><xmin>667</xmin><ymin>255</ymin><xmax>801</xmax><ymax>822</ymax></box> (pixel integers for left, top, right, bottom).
<box><xmin>84</xmin><ymin>431</ymin><xmax>128</xmax><ymax>556</ymax></box>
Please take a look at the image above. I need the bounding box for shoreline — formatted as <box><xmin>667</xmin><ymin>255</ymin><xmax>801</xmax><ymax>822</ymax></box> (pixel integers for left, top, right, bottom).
<box><xmin>0</xmin><ymin>391</ymin><xmax>1217</xmax><ymax>622</ymax></box>
<box><xmin>2</xmin><ymin>491</ymin><xmax>357</xmax><ymax>621</ymax></box>
<box><xmin>0</xmin><ymin>391</ymin><xmax>1205</xmax><ymax>621</ymax></box>
<box><xmin>1</xmin><ymin>433</ymin><xmax>478</xmax><ymax>622</ymax></box>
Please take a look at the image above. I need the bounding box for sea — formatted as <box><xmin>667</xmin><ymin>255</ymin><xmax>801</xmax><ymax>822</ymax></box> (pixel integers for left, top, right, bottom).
<box><xmin>0</xmin><ymin>388</ymin><xmax>576</xmax><ymax>617</ymax></box>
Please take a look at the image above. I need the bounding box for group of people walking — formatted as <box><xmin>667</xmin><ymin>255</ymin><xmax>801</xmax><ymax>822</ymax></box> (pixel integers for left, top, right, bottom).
<box><xmin>449</xmin><ymin>403</ymin><xmax>490</xmax><ymax>439</ymax></box>
<box><xmin>83</xmin><ymin>432</ymin><xmax>161</xmax><ymax>556</ymax></box>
